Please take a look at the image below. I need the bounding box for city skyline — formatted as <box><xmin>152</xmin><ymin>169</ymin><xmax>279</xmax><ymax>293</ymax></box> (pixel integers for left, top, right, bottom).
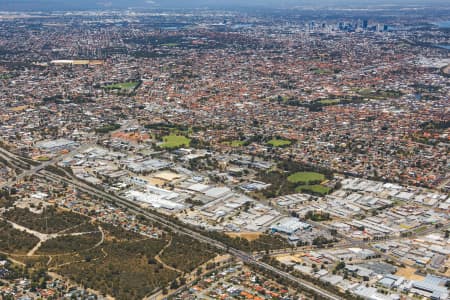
<box><xmin>2</xmin><ymin>0</ymin><xmax>450</xmax><ymax>11</ymax></box>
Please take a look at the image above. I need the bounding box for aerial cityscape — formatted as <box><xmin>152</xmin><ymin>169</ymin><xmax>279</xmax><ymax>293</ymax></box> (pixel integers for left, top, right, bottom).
<box><xmin>0</xmin><ymin>0</ymin><xmax>449</xmax><ymax>299</ymax></box>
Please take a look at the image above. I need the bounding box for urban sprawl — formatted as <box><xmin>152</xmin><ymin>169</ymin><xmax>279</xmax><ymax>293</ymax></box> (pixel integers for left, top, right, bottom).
<box><xmin>0</xmin><ymin>6</ymin><xmax>449</xmax><ymax>300</ymax></box>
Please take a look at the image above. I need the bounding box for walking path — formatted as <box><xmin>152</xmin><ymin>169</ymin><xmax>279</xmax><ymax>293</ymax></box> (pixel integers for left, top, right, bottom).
<box><xmin>154</xmin><ymin>238</ymin><xmax>182</xmax><ymax>273</ymax></box>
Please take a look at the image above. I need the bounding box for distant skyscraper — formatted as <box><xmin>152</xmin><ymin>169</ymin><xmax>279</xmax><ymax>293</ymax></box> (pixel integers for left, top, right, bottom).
<box><xmin>363</xmin><ymin>20</ymin><xmax>368</xmax><ymax>29</ymax></box>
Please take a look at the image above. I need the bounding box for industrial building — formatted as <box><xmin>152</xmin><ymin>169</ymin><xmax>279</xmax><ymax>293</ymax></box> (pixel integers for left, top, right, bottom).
<box><xmin>270</xmin><ymin>217</ymin><xmax>312</xmax><ymax>235</ymax></box>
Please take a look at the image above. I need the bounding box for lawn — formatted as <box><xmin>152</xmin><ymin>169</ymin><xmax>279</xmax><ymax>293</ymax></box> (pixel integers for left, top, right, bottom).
<box><xmin>295</xmin><ymin>184</ymin><xmax>331</xmax><ymax>195</ymax></box>
<box><xmin>287</xmin><ymin>172</ymin><xmax>325</xmax><ymax>184</ymax></box>
<box><xmin>161</xmin><ymin>134</ymin><xmax>191</xmax><ymax>149</ymax></box>
<box><xmin>318</xmin><ymin>99</ymin><xmax>341</xmax><ymax>105</ymax></box>
<box><xmin>312</xmin><ymin>68</ymin><xmax>332</xmax><ymax>75</ymax></box>
<box><xmin>103</xmin><ymin>81</ymin><xmax>139</xmax><ymax>90</ymax></box>
<box><xmin>161</xmin><ymin>43</ymin><xmax>179</xmax><ymax>47</ymax></box>
<box><xmin>267</xmin><ymin>139</ymin><xmax>292</xmax><ymax>147</ymax></box>
<box><xmin>0</xmin><ymin>74</ymin><xmax>13</xmax><ymax>80</ymax></box>
<box><xmin>36</xmin><ymin>156</ymin><xmax>51</xmax><ymax>162</ymax></box>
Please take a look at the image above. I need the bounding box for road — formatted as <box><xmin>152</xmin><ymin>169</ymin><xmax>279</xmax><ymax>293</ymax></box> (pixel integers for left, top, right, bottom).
<box><xmin>0</xmin><ymin>146</ymin><xmax>97</xmax><ymax>192</ymax></box>
<box><xmin>4</xmin><ymin>138</ymin><xmax>444</xmax><ymax>299</ymax></box>
<box><xmin>2</xmin><ymin>140</ymin><xmax>447</xmax><ymax>299</ymax></box>
<box><xmin>36</xmin><ymin>169</ymin><xmax>343</xmax><ymax>299</ymax></box>
<box><xmin>0</xmin><ymin>120</ymin><xmax>137</xmax><ymax>190</ymax></box>
<box><xmin>4</xmin><ymin>140</ymin><xmax>346</xmax><ymax>300</ymax></box>
<box><xmin>260</xmin><ymin>194</ymin><xmax>450</xmax><ymax>264</ymax></box>
<box><xmin>0</xmin><ymin>142</ymin><xmax>94</xmax><ymax>190</ymax></box>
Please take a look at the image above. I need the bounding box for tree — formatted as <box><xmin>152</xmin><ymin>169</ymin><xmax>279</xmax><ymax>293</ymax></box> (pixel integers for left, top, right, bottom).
<box><xmin>335</xmin><ymin>261</ymin><xmax>346</xmax><ymax>271</ymax></box>
<box><xmin>170</xmin><ymin>280</ymin><xmax>179</xmax><ymax>290</ymax></box>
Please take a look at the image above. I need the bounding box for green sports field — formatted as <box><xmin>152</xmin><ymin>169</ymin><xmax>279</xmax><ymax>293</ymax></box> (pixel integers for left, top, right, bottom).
<box><xmin>267</xmin><ymin>139</ymin><xmax>292</xmax><ymax>147</ymax></box>
<box><xmin>295</xmin><ymin>184</ymin><xmax>331</xmax><ymax>195</ymax></box>
<box><xmin>287</xmin><ymin>172</ymin><xmax>325</xmax><ymax>184</ymax></box>
<box><xmin>161</xmin><ymin>134</ymin><xmax>191</xmax><ymax>149</ymax></box>
<box><xmin>103</xmin><ymin>81</ymin><xmax>139</xmax><ymax>90</ymax></box>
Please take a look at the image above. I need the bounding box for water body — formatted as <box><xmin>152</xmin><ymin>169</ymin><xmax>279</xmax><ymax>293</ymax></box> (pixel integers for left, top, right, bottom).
<box><xmin>231</xmin><ymin>24</ymin><xmax>254</xmax><ymax>29</ymax></box>
<box><xmin>436</xmin><ymin>21</ymin><xmax>450</xmax><ymax>28</ymax></box>
<box><xmin>436</xmin><ymin>44</ymin><xmax>450</xmax><ymax>50</ymax></box>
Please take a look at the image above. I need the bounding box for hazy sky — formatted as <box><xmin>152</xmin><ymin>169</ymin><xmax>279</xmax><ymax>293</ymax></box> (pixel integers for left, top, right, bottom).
<box><xmin>1</xmin><ymin>0</ymin><xmax>449</xmax><ymax>10</ymax></box>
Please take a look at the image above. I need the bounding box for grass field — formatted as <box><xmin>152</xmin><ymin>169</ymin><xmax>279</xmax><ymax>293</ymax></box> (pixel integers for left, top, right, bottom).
<box><xmin>287</xmin><ymin>172</ymin><xmax>325</xmax><ymax>184</ymax></box>
<box><xmin>312</xmin><ymin>68</ymin><xmax>332</xmax><ymax>75</ymax></box>
<box><xmin>103</xmin><ymin>81</ymin><xmax>139</xmax><ymax>90</ymax></box>
<box><xmin>267</xmin><ymin>139</ymin><xmax>292</xmax><ymax>147</ymax></box>
<box><xmin>295</xmin><ymin>184</ymin><xmax>331</xmax><ymax>195</ymax></box>
<box><xmin>161</xmin><ymin>134</ymin><xmax>191</xmax><ymax>149</ymax></box>
<box><xmin>36</xmin><ymin>156</ymin><xmax>51</xmax><ymax>162</ymax></box>
<box><xmin>318</xmin><ymin>99</ymin><xmax>341</xmax><ymax>105</ymax></box>
<box><xmin>0</xmin><ymin>74</ymin><xmax>13</xmax><ymax>80</ymax></box>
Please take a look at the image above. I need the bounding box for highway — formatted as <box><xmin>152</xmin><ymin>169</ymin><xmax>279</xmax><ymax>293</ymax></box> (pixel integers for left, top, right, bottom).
<box><xmin>2</xmin><ymin>142</ymin><xmax>448</xmax><ymax>299</ymax></box>
<box><xmin>39</xmin><ymin>170</ymin><xmax>342</xmax><ymax>299</ymax></box>
<box><xmin>4</xmin><ymin>139</ymin><xmax>445</xmax><ymax>300</ymax></box>
<box><xmin>0</xmin><ymin>141</ymin><xmax>97</xmax><ymax>190</ymax></box>
<box><xmin>255</xmin><ymin>191</ymin><xmax>450</xmax><ymax>264</ymax></box>
<box><xmin>0</xmin><ymin>144</ymin><xmax>345</xmax><ymax>300</ymax></box>
<box><xmin>0</xmin><ymin>121</ymin><xmax>135</xmax><ymax>190</ymax></box>
<box><xmin>3</xmin><ymin>141</ymin><xmax>447</xmax><ymax>299</ymax></box>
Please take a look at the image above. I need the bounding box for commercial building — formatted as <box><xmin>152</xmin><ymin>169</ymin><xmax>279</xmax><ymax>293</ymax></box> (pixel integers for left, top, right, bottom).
<box><xmin>270</xmin><ymin>217</ymin><xmax>312</xmax><ymax>235</ymax></box>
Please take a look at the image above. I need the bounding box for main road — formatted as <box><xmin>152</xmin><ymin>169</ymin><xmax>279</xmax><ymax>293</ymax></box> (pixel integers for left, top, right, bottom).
<box><xmin>0</xmin><ymin>145</ymin><xmax>343</xmax><ymax>300</ymax></box>
<box><xmin>40</xmin><ymin>170</ymin><xmax>342</xmax><ymax>300</ymax></box>
<box><xmin>2</xmin><ymin>140</ymin><xmax>447</xmax><ymax>299</ymax></box>
<box><xmin>0</xmin><ymin>120</ymin><xmax>137</xmax><ymax>190</ymax></box>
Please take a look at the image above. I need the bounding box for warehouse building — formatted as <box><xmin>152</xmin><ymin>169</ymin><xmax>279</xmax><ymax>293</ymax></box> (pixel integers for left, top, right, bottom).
<box><xmin>270</xmin><ymin>217</ymin><xmax>312</xmax><ymax>235</ymax></box>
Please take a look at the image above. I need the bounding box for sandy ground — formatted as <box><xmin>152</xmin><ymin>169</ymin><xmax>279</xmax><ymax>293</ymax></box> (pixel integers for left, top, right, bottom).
<box><xmin>445</xmin><ymin>261</ymin><xmax>450</xmax><ymax>277</ymax></box>
<box><xmin>275</xmin><ymin>254</ymin><xmax>303</xmax><ymax>264</ymax></box>
<box><xmin>147</xmin><ymin>178</ymin><xmax>166</xmax><ymax>186</ymax></box>
<box><xmin>443</xmin><ymin>65</ymin><xmax>450</xmax><ymax>75</ymax></box>
<box><xmin>395</xmin><ymin>267</ymin><xmax>425</xmax><ymax>281</ymax></box>
<box><xmin>225</xmin><ymin>231</ymin><xmax>263</xmax><ymax>241</ymax></box>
